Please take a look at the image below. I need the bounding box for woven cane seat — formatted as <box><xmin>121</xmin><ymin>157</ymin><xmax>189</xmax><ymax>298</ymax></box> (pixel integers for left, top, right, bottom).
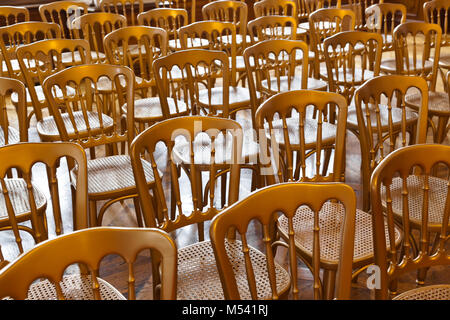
<box><xmin>176</xmin><ymin>240</ymin><xmax>291</xmax><ymax>300</ymax></box>
<box><xmin>380</xmin><ymin>58</ymin><xmax>433</xmax><ymax>74</ymax></box>
<box><xmin>0</xmin><ymin>178</ymin><xmax>47</xmax><ymax>224</ymax></box>
<box><xmin>261</xmin><ymin>75</ymin><xmax>328</xmax><ymax>93</ymax></box>
<box><xmin>346</xmin><ymin>103</ymin><xmax>418</xmax><ymax>130</ymax></box>
<box><xmin>264</xmin><ymin>115</ymin><xmax>337</xmax><ymax>148</ymax></box>
<box><xmin>72</xmin><ymin>155</ymin><xmax>154</xmax><ymax>197</ymax></box>
<box><xmin>172</xmin><ymin>132</ymin><xmax>259</xmax><ymax>165</ymax></box>
<box><xmin>381</xmin><ymin>175</ymin><xmax>449</xmax><ymax>228</ymax></box>
<box><xmin>277</xmin><ymin>202</ymin><xmax>402</xmax><ymax>267</ymax></box>
<box><xmin>405</xmin><ymin>91</ymin><xmax>449</xmax><ymax>116</ymax></box>
<box><xmin>36</xmin><ymin>111</ymin><xmax>114</xmax><ymax>141</ymax></box>
<box><xmin>122</xmin><ymin>97</ymin><xmax>189</xmax><ymax>121</ymax></box>
<box><xmin>16</xmin><ymin>275</ymin><xmax>125</xmax><ymax>300</ymax></box>
<box><xmin>0</xmin><ymin>126</ymin><xmax>20</xmax><ymax>146</ymax></box>
<box><xmin>393</xmin><ymin>284</ymin><xmax>450</xmax><ymax>300</ymax></box>
<box><xmin>198</xmin><ymin>86</ymin><xmax>256</xmax><ymax>110</ymax></box>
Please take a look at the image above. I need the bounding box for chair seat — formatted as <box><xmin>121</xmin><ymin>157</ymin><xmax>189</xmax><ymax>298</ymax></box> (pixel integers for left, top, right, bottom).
<box><xmin>22</xmin><ymin>274</ymin><xmax>125</xmax><ymax>300</ymax></box>
<box><xmin>61</xmin><ymin>51</ymin><xmax>106</xmax><ymax>65</ymax></box>
<box><xmin>320</xmin><ymin>66</ymin><xmax>375</xmax><ymax>83</ymax></box>
<box><xmin>382</xmin><ymin>175</ymin><xmax>449</xmax><ymax>229</ymax></box>
<box><xmin>393</xmin><ymin>284</ymin><xmax>450</xmax><ymax>300</ymax></box>
<box><xmin>405</xmin><ymin>91</ymin><xmax>450</xmax><ymax>116</ymax></box>
<box><xmin>346</xmin><ymin>103</ymin><xmax>418</xmax><ymax>130</ymax></box>
<box><xmin>265</xmin><ymin>115</ymin><xmax>337</xmax><ymax>148</ymax></box>
<box><xmin>299</xmin><ymin>21</ymin><xmax>336</xmax><ymax>31</ymax></box>
<box><xmin>262</xmin><ymin>26</ymin><xmax>306</xmax><ymax>38</ymax></box>
<box><xmin>172</xmin><ymin>131</ymin><xmax>259</xmax><ymax>165</ymax></box>
<box><xmin>176</xmin><ymin>240</ymin><xmax>291</xmax><ymax>300</ymax></box>
<box><xmin>169</xmin><ymin>38</ymin><xmax>210</xmax><ymax>50</ymax></box>
<box><xmin>11</xmin><ymin>84</ymin><xmax>75</xmax><ymax>105</ymax></box>
<box><xmin>36</xmin><ymin>111</ymin><xmax>114</xmax><ymax>141</ymax></box>
<box><xmin>380</xmin><ymin>58</ymin><xmax>433</xmax><ymax>74</ymax></box>
<box><xmin>198</xmin><ymin>86</ymin><xmax>254</xmax><ymax>109</ymax></box>
<box><xmin>277</xmin><ymin>202</ymin><xmax>402</xmax><ymax>267</ymax></box>
<box><xmin>261</xmin><ymin>75</ymin><xmax>328</xmax><ymax>93</ymax></box>
<box><xmin>0</xmin><ymin>178</ymin><xmax>47</xmax><ymax>224</ymax></box>
<box><xmin>95</xmin><ymin>75</ymin><xmax>143</xmax><ymax>92</ymax></box>
<box><xmin>122</xmin><ymin>97</ymin><xmax>189</xmax><ymax>121</ymax></box>
<box><xmin>0</xmin><ymin>126</ymin><xmax>20</xmax><ymax>146</ymax></box>
<box><xmin>74</xmin><ymin>155</ymin><xmax>154</xmax><ymax>197</ymax></box>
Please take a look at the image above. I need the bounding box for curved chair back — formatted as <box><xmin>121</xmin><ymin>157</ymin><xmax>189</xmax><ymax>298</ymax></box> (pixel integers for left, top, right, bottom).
<box><xmin>99</xmin><ymin>0</ymin><xmax>144</xmax><ymax>25</ymax></box>
<box><xmin>0</xmin><ymin>77</ymin><xmax>27</xmax><ymax>144</ymax></box>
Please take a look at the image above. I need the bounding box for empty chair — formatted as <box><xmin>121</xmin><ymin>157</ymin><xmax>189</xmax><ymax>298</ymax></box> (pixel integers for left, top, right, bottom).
<box><xmin>42</xmin><ymin>64</ymin><xmax>153</xmax><ymax>228</ymax></box>
<box><xmin>298</xmin><ymin>0</ymin><xmax>342</xmax><ymax>30</ymax></box>
<box><xmin>323</xmin><ymin>30</ymin><xmax>383</xmax><ymax>104</ymax></box>
<box><xmin>247</xmin><ymin>15</ymin><xmax>298</xmax><ymax>46</ymax></box>
<box><xmin>72</xmin><ymin>12</ymin><xmax>127</xmax><ymax>64</ymax></box>
<box><xmin>341</xmin><ymin>0</ymin><xmax>381</xmax><ymax>30</ymax></box>
<box><xmin>210</xmin><ymin>182</ymin><xmax>357</xmax><ymax>299</ymax></box>
<box><xmin>371</xmin><ymin>144</ymin><xmax>450</xmax><ymax>299</ymax></box>
<box><xmin>0</xmin><ymin>142</ymin><xmax>88</xmax><ymax>262</ymax></box>
<box><xmin>350</xmin><ymin>75</ymin><xmax>429</xmax><ymax>211</ymax></box>
<box><xmin>99</xmin><ymin>0</ymin><xmax>144</xmax><ymax>26</ymax></box>
<box><xmin>0</xmin><ymin>227</ymin><xmax>177</xmax><ymax>300</ymax></box>
<box><xmin>104</xmin><ymin>26</ymin><xmax>169</xmax><ymax>132</ymax></box>
<box><xmin>16</xmin><ymin>39</ymin><xmax>92</xmax><ymax>140</ymax></box>
<box><xmin>39</xmin><ymin>1</ymin><xmax>89</xmax><ymax>40</ymax></box>
<box><xmin>137</xmin><ymin>8</ymin><xmax>189</xmax><ymax>52</ymax></box>
<box><xmin>131</xmin><ymin>116</ymin><xmax>242</xmax><ymax>299</ymax></box>
<box><xmin>155</xmin><ymin>0</ymin><xmax>196</xmax><ymax>24</ymax></box>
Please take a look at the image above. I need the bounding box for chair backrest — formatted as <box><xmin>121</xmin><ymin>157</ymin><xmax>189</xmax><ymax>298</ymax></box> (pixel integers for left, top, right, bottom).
<box><xmin>309</xmin><ymin>8</ymin><xmax>356</xmax><ymax>65</ymax></box>
<box><xmin>99</xmin><ymin>0</ymin><xmax>144</xmax><ymax>26</ymax></box>
<box><xmin>370</xmin><ymin>144</ymin><xmax>450</xmax><ymax>299</ymax></box>
<box><xmin>72</xmin><ymin>12</ymin><xmax>127</xmax><ymax>63</ymax></box>
<box><xmin>137</xmin><ymin>8</ymin><xmax>188</xmax><ymax>52</ymax></box>
<box><xmin>244</xmin><ymin>39</ymin><xmax>310</xmax><ymax>127</ymax></box>
<box><xmin>104</xmin><ymin>26</ymin><xmax>167</xmax><ymax>94</ymax></box>
<box><xmin>0</xmin><ymin>142</ymin><xmax>88</xmax><ymax>255</ymax></box>
<box><xmin>342</xmin><ymin>0</ymin><xmax>381</xmax><ymax>30</ymax></box>
<box><xmin>0</xmin><ymin>77</ymin><xmax>27</xmax><ymax>145</ymax></box>
<box><xmin>155</xmin><ymin>0</ymin><xmax>196</xmax><ymax>24</ymax></box>
<box><xmin>255</xmin><ymin>90</ymin><xmax>348</xmax><ymax>185</ymax></box>
<box><xmin>130</xmin><ymin>116</ymin><xmax>242</xmax><ymax>241</ymax></box>
<box><xmin>254</xmin><ymin>0</ymin><xmax>297</xmax><ymax>18</ymax></box>
<box><xmin>365</xmin><ymin>3</ymin><xmax>406</xmax><ymax>52</ymax></box>
<box><xmin>295</xmin><ymin>0</ymin><xmax>309</xmax><ymax>21</ymax></box>
<box><xmin>179</xmin><ymin>21</ymin><xmax>237</xmax><ymax>86</ymax></box>
<box><xmin>0</xmin><ymin>6</ymin><xmax>29</xmax><ymax>27</ymax></box>
<box><xmin>0</xmin><ymin>227</ymin><xmax>177</xmax><ymax>300</ymax></box>
<box><xmin>153</xmin><ymin>49</ymin><xmax>230</xmax><ymax>117</ymax></box>
<box><xmin>305</xmin><ymin>0</ymin><xmax>342</xmax><ymax>13</ymax></box>
<box><xmin>323</xmin><ymin>30</ymin><xmax>383</xmax><ymax>103</ymax></box>
<box><xmin>247</xmin><ymin>15</ymin><xmax>298</xmax><ymax>45</ymax></box>
<box><xmin>210</xmin><ymin>182</ymin><xmax>357</xmax><ymax>299</ymax></box>
<box><xmin>16</xmin><ymin>39</ymin><xmax>92</xmax><ymax>122</ymax></box>
<box><xmin>424</xmin><ymin>0</ymin><xmax>450</xmax><ymax>47</ymax></box>
<box><xmin>39</xmin><ymin>1</ymin><xmax>89</xmax><ymax>39</ymax></box>
<box><xmin>0</xmin><ymin>22</ymin><xmax>61</xmax><ymax>81</ymax></box>
<box><xmin>393</xmin><ymin>22</ymin><xmax>442</xmax><ymax>91</ymax></box>
<box><xmin>202</xmin><ymin>0</ymin><xmax>248</xmax><ymax>51</ymax></box>
<box><xmin>42</xmin><ymin>64</ymin><xmax>135</xmax><ymax>153</ymax></box>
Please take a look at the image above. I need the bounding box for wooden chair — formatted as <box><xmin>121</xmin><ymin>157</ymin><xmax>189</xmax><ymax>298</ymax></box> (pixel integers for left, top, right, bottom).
<box><xmin>155</xmin><ymin>0</ymin><xmax>196</xmax><ymax>24</ymax></box>
<box><xmin>0</xmin><ymin>77</ymin><xmax>27</xmax><ymax>147</ymax></box>
<box><xmin>104</xmin><ymin>26</ymin><xmax>169</xmax><ymax>132</ymax></box>
<box><xmin>99</xmin><ymin>0</ymin><xmax>144</xmax><ymax>26</ymax></box>
<box><xmin>247</xmin><ymin>15</ymin><xmax>298</xmax><ymax>46</ymax></box>
<box><xmin>202</xmin><ymin>0</ymin><xmax>248</xmax><ymax>84</ymax></box>
<box><xmin>365</xmin><ymin>3</ymin><xmax>406</xmax><ymax>54</ymax></box>
<box><xmin>0</xmin><ymin>227</ymin><xmax>177</xmax><ymax>300</ymax></box>
<box><xmin>371</xmin><ymin>144</ymin><xmax>450</xmax><ymax>299</ymax></box>
<box><xmin>72</xmin><ymin>12</ymin><xmax>127</xmax><ymax>64</ymax></box>
<box><xmin>137</xmin><ymin>8</ymin><xmax>189</xmax><ymax>52</ymax></box>
<box><xmin>16</xmin><ymin>39</ymin><xmax>92</xmax><ymax>139</ymax></box>
<box><xmin>210</xmin><ymin>182</ymin><xmax>357</xmax><ymax>299</ymax></box>
<box><xmin>130</xmin><ymin>115</ymin><xmax>242</xmax><ymax>299</ymax></box>
<box><xmin>42</xmin><ymin>64</ymin><xmax>152</xmax><ymax>228</ymax></box>
<box><xmin>244</xmin><ymin>39</ymin><xmax>328</xmax><ymax>128</ymax></box>
<box><xmin>255</xmin><ymin>89</ymin><xmax>401</xmax><ymax>299</ymax></box>
<box><xmin>298</xmin><ymin>0</ymin><xmax>342</xmax><ymax>30</ymax></box>
<box><xmin>309</xmin><ymin>8</ymin><xmax>356</xmax><ymax>79</ymax></box>
<box><xmin>323</xmin><ymin>30</ymin><xmax>383</xmax><ymax>104</ymax></box>
<box><xmin>389</xmin><ymin>22</ymin><xmax>448</xmax><ymax>144</ymax></box>
<box><xmin>341</xmin><ymin>0</ymin><xmax>382</xmax><ymax>30</ymax></box>
<box><xmin>0</xmin><ymin>142</ymin><xmax>88</xmax><ymax>262</ymax></box>
<box><xmin>295</xmin><ymin>0</ymin><xmax>309</xmax><ymax>23</ymax></box>
<box><xmin>424</xmin><ymin>0</ymin><xmax>450</xmax><ymax>91</ymax></box>
<box><xmin>350</xmin><ymin>75</ymin><xmax>430</xmax><ymax>212</ymax></box>
<box><xmin>39</xmin><ymin>1</ymin><xmax>89</xmax><ymax>40</ymax></box>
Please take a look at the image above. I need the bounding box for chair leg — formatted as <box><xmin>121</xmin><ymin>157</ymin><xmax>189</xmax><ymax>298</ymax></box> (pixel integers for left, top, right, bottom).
<box><xmin>132</xmin><ymin>196</ymin><xmax>143</xmax><ymax>228</ymax></box>
<box><xmin>89</xmin><ymin>200</ymin><xmax>98</xmax><ymax>227</ymax></box>
<box><xmin>323</xmin><ymin>269</ymin><xmax>336</xmax><ymax>300</ymax></box>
